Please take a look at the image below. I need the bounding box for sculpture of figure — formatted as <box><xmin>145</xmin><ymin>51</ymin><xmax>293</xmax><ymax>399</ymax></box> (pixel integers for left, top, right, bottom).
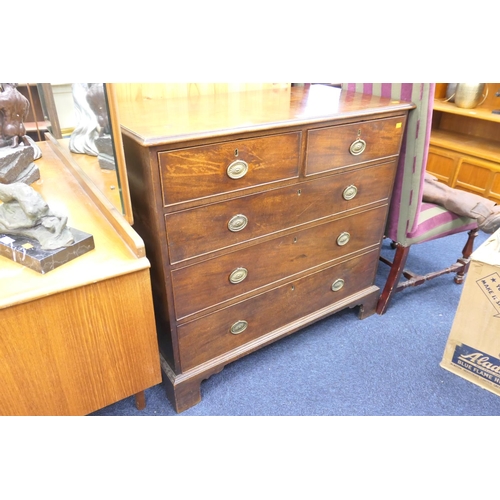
<box><xmin>0</xmin><ymin>84</ymin><xmax>42</xmax><ymax>184</ymax></box>
<box><xmin>0</xmin><ymin>83</ymin><xmax>31</xmax><ymax>149</ymax></box>
<box><xmin>69</xmin><ymin>83</ymin><xmax>113</xmax><ymax>157</ymax></box>
<box><xmin>423</xmin><ymin>173</ymin><xmax>500</xmax><ymax>234</ymax></box>
<box><xmin>0</xmin><ymin>182</ymin><xmax>74</xmax><ymax>250</ymax></box>
<box><xmin>86</xmin><ymin>83</ymin><xmax>110</xmax><ymax>136</ymax></box>
<box><xmin>69</xmin><ymin>83</ymin><xmax>99</xmax><ymax>155</ymax></box>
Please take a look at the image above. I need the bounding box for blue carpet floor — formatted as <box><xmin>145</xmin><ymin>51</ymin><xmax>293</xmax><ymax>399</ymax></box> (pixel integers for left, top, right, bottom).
<box><xmin>91</xmin><ymin>230</ymin><xmax>500</xmax><ymax>416</ymax></box>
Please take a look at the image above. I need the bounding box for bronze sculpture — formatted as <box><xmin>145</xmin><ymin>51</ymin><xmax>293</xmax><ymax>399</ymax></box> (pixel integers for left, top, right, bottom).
<box><xmin>0</xmin><ymin>83</ymin><xmax>31</xmax><ymax>148</ymax></box>
<box><xmin>0</xmin><ymin>182</ymin><xmax>74</xmax><ymax>250</ymax></box>
<box><xmin>69</xmin><ymin>83</ymin><xmax>115</xmax><ymax>170</ymax></box>
<box><xmin>0</xmin><ymin>83</ymin><xmax>41</xmax><ymax>184</ymax></box>
<box><xmin>0</xmin><ymin>86</ymin><xmax>94</xmax><ymax>272</ymax></box>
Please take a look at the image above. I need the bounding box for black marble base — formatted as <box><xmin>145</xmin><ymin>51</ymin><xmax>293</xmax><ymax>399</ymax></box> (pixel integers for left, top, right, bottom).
<box><xmin>97</xmin><ymin>153</ymin><xmax>116</xmax><ymax>170</ymax></box>
<box><xmin>0</xmin><ymin>228</ymin><xmax>95</xmax><ymax>274</ymax></box>
<box><xmin>96</xmin><ymin>136</ymin><xmax>115</xmax><ymax>170</ymax></box>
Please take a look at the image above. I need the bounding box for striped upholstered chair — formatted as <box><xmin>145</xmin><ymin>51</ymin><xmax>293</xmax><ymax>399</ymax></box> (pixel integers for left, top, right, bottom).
<box><xmin>342</xmin><ymin>83</ymin><xmax>479</xmax><ymax>314</ymax></box>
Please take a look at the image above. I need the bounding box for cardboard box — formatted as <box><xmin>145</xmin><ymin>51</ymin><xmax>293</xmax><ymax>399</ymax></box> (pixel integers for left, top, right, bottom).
<box><xmin>441</xmin><ymin>230</ymin><xmax>500</xmax><ymax>396</ymax></box>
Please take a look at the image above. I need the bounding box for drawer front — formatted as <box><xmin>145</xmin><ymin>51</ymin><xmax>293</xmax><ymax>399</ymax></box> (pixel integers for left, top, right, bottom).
<box><xmin>177</xmin><ymin>250</ymin><xmax>379</xmax><ymax>371</ymax></box>
<box><xmin>171</xmin><ymin>205</ymin><xmax>387</xmax><ymax>319</ymax></box>
<box><xmin>165</xmin><ymin>160</ymin><xmax>397</xmax><ymax>263</ymax></box>
<box><xmin>159</xmin><ymin>132</ymin><xmax>301</xmax><ymax>206</ymax></box>
<box><xmin>305</xmin><ymin>116</ymin><xmax>405</xmax><ymax>175</ymax></box>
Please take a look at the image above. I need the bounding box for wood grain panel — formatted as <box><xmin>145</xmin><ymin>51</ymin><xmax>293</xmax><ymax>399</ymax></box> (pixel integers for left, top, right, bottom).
<box><xmin>490</xmin><ymin>172</ymin><xmax>500</xmax><ymax>200</ymax></box>
<box><xmin>171</xmin><ymin>205</ymin><xmax>387</xmax><ymax>319</ymax></box>
<box><xmin>427</xmin><ymin>147</ymin><xmax>459</xmax><ymax>184</ymax></box>
<box><xmin>305</xmin><ymin>116</ymin><xmax>405</xmax><ymax>175</ymax></box>
<box><xmin>114</xmin><ymin>83</ymin><xmax>290</xmax><ymax>103</ymax></box>
<box><xmin>439</xmin><ymin>112</ymin><xmax>500</xmax><ymax>142</ymax></box>
<box><xmin>177</xmin><ymin>250</ymin><xmax>378</xmax><ymax>371</ymax></box>
<box><xmin>165</xmin><ymin>160</ymin><xmax>397</xmax><ymax>263</ymax></box>
<box><xmin>159</xmin><ymin>132</ymin><xmax>301</xmax><ymax>206</ymax></box>
<box><xmin>118</xmin><ymin>85</ymin><xmax>413</xmax><ymax>147</ymax></box>
<box><xmin>0</xmin><ymin>270</ymin><xmax>160</xmax><ymax>416</ymax></box>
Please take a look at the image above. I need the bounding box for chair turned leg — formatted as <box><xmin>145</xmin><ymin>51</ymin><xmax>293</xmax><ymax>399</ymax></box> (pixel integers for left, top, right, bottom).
<box><xmin>135</xmin><ymin>391</ymin><xmax>146</xmax><ymax>410</ymax></box>
<box><xmin>454</xmin><ymin>228</ymin><xmax>479</xmax><ymax>284</ymax></box>
<box><xmin>377</xmin><ymin>244</ymin><xmax>411</xmax><ymax>315</ymax></box>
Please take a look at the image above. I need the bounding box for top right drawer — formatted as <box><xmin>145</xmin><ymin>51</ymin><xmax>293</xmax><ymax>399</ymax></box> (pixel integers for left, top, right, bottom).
<box><xmin>305</xmin><ymin>116</ymin><xmax>406</xmax><ymax>176</ymax></box>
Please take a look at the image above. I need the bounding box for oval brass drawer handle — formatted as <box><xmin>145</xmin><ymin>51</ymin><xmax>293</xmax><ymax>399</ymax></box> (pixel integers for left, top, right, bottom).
<box><xmin>331</xmin><ymin>279</ymin><xmax>345</xmax><ymax>292</ymax></box>
<box><xmin>336</xmin><ymin>231</ymin><xmax>351</xmax><ymax>246</ymax></box>
<box><xmin>230</xmin><ymin>320</ymin><xmax>248</xmax><ymax>335</ymax></box>
<box><xmin>342</xmin><ymin>185</ymin><xmax>358</xmax><ymax>200</ymax></box>
<box><xmin>228</xmin><ymin>214</ymin><xmax>248</xmax><ymax>232</ymax></box>
<box><xmin>229</xmin><ymin>267</ymin><xmax>248</xmax><ymax>284</ymax></box>
<box><xmin>227</xmin><ymin>160</ymin><xmax>249</xmax><ymax>179</ymax></box>
<box><xmin>349</xmin><ymin>138</ymin><xmax>366</xmax><ymax>156</ymax></box>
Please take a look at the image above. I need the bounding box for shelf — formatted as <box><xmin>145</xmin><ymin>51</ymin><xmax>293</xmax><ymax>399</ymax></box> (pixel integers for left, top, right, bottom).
<box><xmin>430</xmin><ymin>129</ymin><xmax>500</xmax><ymax>164</ymax></box>
<box><xmin>24</xmin><ymin>120</ymin><xmax>50</xmax><ymax>132</ymax></box>
<box><xmin>429</xmin><ymin>85</ymin><xmax>500</xmax><ymax>203</ymax></box>
<box><xmin>433</xmin><ymin>99</ymin><xmax>500</xmax><ymax>124</ymax></box>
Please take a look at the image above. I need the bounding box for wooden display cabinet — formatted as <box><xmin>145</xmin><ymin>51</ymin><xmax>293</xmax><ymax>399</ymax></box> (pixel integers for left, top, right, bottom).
<box><xmin>427</xmin><ymin>83</ymin><xmax>500</xmax><ymax>203</ymax></box>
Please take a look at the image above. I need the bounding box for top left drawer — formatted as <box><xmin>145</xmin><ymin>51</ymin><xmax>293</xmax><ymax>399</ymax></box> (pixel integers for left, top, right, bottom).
<box><xmin>158</xmin><ymin>132</ymin><xmax>301</xmax><ymax>207</ymax></box>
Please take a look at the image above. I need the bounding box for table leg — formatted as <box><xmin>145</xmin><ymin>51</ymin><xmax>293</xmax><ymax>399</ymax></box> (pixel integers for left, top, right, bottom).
<box><xmin>135</xmin><ymin>391</ymin><xmax>146</xmax><ymax>410</ymax></box>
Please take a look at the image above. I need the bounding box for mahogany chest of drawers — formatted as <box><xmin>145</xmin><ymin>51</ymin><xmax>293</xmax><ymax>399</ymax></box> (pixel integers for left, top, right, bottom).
<box><xmin>119</xmin><ymin>85</ymin><xmax>412</xmax><ymax>412</ymax></box>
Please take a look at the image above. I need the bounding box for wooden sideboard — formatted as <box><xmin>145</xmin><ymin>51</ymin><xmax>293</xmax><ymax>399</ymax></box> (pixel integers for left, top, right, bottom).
<box><xmin>118</xmin><ymin>85</ymin><xmax>412</xmax><ymax>413</ymax></box>
<box><xmin>0</xmin><ymin>141</ymin><xmax>161</xmax><ymax>416</ymax></box>
<box><xmin>428</xmin><ymin>83</ymin><xmax>500</xmax><ymax>203</ymax></box>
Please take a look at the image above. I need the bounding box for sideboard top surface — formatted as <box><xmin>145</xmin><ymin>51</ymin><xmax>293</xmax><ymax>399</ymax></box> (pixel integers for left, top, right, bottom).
<box><xmin>119</xmin><ymin>85</ymin><xmax>415</xmax><ymax>146</ymax></box>
<box><xmin>0</xmin><ymin>142</ymin><xmax>150</xmax><ymax>310</ymax></box>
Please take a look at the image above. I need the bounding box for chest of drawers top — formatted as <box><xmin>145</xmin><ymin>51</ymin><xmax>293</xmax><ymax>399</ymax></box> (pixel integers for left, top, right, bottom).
<box><xmin>119</xmin><ymin>85</ymin><xmax>414</xmax><ymax>147</ymax></box>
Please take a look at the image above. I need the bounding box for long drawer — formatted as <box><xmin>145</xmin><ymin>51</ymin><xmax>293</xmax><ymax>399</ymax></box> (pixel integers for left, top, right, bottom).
<box><xmin>171</xmin><ymin>204</ymin><xmax>387</xmax><ymax>319</ymax></box>
<box><xmin>165</xmin><ymin>160</ymin><xmax>397</xmax><ymax>263</ymax></box>
<box><xmin>159</xmin><ymin>132</ymin><xmax>301</xmax><ymax>206</ymax></box>
<box><xmin>177</xmin><ymin>249</ymin><xmax>379</xmax><ymax>371</ymax></box>
<box><xmin>305</xmin><ymin>116</ymin><xmax>405</xmax><ymax>175</ymax></box>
